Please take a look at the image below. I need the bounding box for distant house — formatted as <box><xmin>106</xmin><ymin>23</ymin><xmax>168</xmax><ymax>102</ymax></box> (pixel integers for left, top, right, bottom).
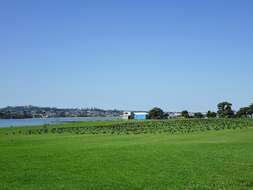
<box><xmin>133</xmin><ymin>112</ymin><xmax>148</xmax><ymax>120</ymax></box>
<box><xmin>188</xmin><ymin>112</ymin><xmax>195</xmax><ymax>117</ymax></box>
<box><xmin>122</xmin><ymin>112</ymin><xmax>133</xmax><ymax>120</ymax></box>
<box><xmin>168</xmin><ymin>112</ymin><xmax>182</xmax><ymax>118</ymax></box>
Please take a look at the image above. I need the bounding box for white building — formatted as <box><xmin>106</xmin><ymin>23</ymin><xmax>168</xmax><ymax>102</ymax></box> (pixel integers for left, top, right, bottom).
<box><xmin>122</xmin><ymin>111</ymin><xmax>148</xmax><ymax>120</ymax></box>
<box><xmin>122</xmin><ymin>112</ymin><xmax>132</xmax><ymax>120</ymax></box>
<box><xmin>133</xmin><ymin>112</ymin><xmax>148</xmax><ymax>120</ymax></box>
<box><xmin>168</xmin><ymin>112</ymin><xmax>182</xmax><ymax>118</ymax></box>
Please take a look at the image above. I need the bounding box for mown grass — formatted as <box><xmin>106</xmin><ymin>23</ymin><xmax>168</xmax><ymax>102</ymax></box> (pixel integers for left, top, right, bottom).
<box><xmin>0</xmin><ymin>119</ymin><xmax>253</xmax><ymax>190</ymax></box>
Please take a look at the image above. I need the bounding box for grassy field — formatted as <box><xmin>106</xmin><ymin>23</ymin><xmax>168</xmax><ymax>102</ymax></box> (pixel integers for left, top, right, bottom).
<box><xmin>1</xmin><ymin>119</ymin><xmax>253</xmax><ymax>135</ymax></box>
<box><xmin>1</xmin><ymin>119</ymin><xmax>253</xmax><ymax>190</ymax></box>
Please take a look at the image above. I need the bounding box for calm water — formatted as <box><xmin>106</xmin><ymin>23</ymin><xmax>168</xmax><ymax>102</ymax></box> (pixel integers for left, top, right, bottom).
<box><xmin>0</xmin><ymin>117</ymin><xmax>119</xmax><ymax>128</ymax></box>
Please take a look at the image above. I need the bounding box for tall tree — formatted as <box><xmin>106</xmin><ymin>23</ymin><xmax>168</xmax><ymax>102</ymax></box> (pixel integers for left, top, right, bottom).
<box><xmin>181</xmin><ymin>110</ymin><xmax>190</xmax><ymax>118</ymax></box>
<box><xmin>148</xmin><ymin>107</ymin><xmax>165</xmax><ymax>119</ymax></box>
<box><xmin>248</xmin><ymin>103</ymin><xmax>253</xmax><ymax>118</ymax></box>
<box><xmin>217</xmin><ymin>102</ymin><xmax>234</xmax><ymax>118</ymax></box>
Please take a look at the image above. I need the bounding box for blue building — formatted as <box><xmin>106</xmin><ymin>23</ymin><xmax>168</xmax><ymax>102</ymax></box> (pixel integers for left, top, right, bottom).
<box><xmin>133</xmin><ymin>112</ymin><xmax>148</xmax><ymax>120</ymax></box>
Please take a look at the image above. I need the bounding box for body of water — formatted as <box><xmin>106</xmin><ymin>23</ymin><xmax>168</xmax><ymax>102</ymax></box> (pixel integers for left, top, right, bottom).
<box><xmin>0</xmin><ymin>117</ymin><xmax>119</xmax><ymax>128</ymax></box>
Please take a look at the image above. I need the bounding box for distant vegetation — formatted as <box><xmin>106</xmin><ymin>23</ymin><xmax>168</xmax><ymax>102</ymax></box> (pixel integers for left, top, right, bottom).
<box><xmin>2</xmin><ymin>119</ymin><xmax>253</xmax><ymax>136</ymax></box>
<box><xmin>147</xmin><ymin>101</ymin><xmax>253</xmax><ymax>119</ymax></box>
<box><xmin>147</xmin><ymin>107</ymin><xmax>167</xmax><ymax>119</ymax></box>
<box><xmin>206</xmin><ymin>110</ymin><xmax>217</xmax><ymax>118</ymax></box>
<box><xmin>217</xmin><ymin>102</ymin><xmax>235</xmax><ymax>118</ymax></box>
<box><xmin>181</xmin><ymin>110</ymin><xmax>190</xmax><ymax>118</ymax></box>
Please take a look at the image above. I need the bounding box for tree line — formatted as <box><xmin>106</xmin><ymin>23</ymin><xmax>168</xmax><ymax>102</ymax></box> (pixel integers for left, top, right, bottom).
<box><xmin>148</xmin><ymin>102</ymin><xmax>253</xmax><ymax>119</ymax></box>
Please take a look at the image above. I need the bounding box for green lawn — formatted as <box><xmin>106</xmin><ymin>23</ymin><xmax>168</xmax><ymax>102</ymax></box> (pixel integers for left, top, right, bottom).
<box><xmin>1</xmin><ymin>126</ymin><xmax>253</xmax><ymax>190</ymax></box>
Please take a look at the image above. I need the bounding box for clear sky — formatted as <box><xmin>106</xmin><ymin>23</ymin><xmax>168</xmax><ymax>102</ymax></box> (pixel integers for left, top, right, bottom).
<box><xmin>0</xmin><ymin>0</ymin><xmax>253</xmax><ymax>111</ymax></box>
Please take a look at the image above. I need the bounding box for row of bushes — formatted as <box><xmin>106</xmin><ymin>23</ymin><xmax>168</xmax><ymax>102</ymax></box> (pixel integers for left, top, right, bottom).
<box><xmin>5</xmin><ymin>119</ymin><xmax>253</xmax><ymax>136</ymax></box>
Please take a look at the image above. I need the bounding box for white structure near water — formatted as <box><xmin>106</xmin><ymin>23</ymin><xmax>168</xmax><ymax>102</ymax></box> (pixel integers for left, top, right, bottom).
<box><xmin>122</xmin><ymin>112</ymin><xmax>133</xmax><ymax>120</ymax></box>
<box><xmin>122</xmin><ymin>111</ymin><xmax>148</xmax><ymax>120</ymax></box>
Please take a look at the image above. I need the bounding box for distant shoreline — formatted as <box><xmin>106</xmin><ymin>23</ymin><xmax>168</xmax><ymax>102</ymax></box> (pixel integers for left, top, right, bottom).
<box><xmin>0</xmin><ymin>106</ymin><xmax>123</xmax><ymax>119</ymax></box>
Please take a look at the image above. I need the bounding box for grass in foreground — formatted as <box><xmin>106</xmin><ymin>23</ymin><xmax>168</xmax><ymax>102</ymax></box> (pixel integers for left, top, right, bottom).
<box><xmin>0</xmin><ymin>126</ymin><xmax>253</xmax><ymax>190</ymax></box>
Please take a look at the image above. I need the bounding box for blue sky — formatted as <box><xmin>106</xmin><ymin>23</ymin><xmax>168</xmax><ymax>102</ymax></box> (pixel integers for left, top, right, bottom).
<box><xmin>0</xmin><ymin>0</ymin><xmax>253</xmax><ymax>111</ymax></box>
